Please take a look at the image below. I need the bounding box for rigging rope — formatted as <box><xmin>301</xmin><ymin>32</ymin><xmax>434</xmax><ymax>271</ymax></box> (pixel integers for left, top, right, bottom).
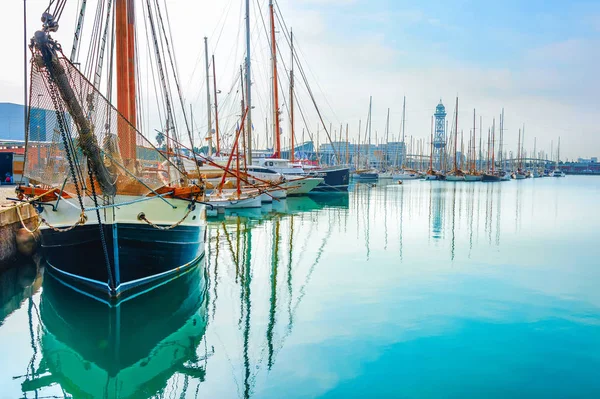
<box><xmin>45</xmin><ymin>69</ymin><xmax>86</xmax><ymax>211</ymax></box>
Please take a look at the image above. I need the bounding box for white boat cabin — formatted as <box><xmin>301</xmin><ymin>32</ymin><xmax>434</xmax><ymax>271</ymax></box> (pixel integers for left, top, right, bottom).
<box><xmin>253</xmin><ymin>158</ymin><xmax>305</xmax><ymax>175</ymax></box>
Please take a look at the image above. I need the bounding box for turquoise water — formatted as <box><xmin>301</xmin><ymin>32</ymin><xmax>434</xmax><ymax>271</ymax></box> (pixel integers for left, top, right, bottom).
<box><xmin>1</xmin><ymin>177</ymin><xmax>599</xmax><ymax>398</ymax></box>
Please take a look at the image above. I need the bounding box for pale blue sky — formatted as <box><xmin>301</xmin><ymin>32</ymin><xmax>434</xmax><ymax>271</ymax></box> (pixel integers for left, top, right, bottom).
<box><xmin>1</xmin><ymin>0</ymin><xmax>598</xmax><ymax>158</ymax></box>
<box><xmin>282</xmin><ymin>0</ymin><xmax>600</xmax><ymax>158</ymax></box>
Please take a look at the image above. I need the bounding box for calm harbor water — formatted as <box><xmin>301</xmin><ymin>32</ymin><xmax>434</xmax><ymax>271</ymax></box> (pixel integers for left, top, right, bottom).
<box><xmin>1</xmin><ymin>176</ymin><xmax>599</xmax><ymax>398</ymax></box>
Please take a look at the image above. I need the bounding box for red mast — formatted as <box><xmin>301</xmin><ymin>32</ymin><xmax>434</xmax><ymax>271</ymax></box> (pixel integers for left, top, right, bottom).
<box><xmin>269</xmin><ymin>0</ymin><xmax>281</xmax><ymax>157</ymax></box>
<box><xmin>116</xmin><ymin>0</ymin><xmax>136</xmax><ymax>162</ymax></box>
<box><xmin>289</xmin><ymin>29</ymin><xmax>295</xmax><ymax>163</ymax></box>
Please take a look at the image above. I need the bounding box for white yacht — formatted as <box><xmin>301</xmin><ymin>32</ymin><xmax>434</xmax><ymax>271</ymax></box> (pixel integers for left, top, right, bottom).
<box><xmin>252</xmin><ymin>159</ymin><xmax>324</xmax><ymax>195</ymax></box>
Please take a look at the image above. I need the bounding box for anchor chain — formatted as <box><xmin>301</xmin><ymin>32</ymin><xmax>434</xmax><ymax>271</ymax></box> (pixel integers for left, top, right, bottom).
<box><xmin>87</xmin><ymin>159</ymin><xmax>115</xmax><ymax>290</ymax></box>
<box><xmin>137</xmin><ymin>199</ymin><xmax>197</xmax><ymax>231</ymax></box>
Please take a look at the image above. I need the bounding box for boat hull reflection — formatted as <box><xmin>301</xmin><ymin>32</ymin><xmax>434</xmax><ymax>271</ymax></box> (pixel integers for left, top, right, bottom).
<box><xmin>32</xmin><ymin>259</ymin><xmax>208</xmax><ymax>399</ymax></box>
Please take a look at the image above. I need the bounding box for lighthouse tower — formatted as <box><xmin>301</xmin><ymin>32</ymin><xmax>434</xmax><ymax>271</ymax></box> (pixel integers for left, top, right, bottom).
<box><xmin>433</xmin><ymin>100</ymin><xmax>447</xmax><ymax>171</ymax></box>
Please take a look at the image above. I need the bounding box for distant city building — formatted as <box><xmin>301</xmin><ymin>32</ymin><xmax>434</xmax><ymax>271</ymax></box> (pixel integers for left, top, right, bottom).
<box><xmin>0</xmin><ymin>102</ymin><xmax>55</xmax><ymax>141</ymax></box>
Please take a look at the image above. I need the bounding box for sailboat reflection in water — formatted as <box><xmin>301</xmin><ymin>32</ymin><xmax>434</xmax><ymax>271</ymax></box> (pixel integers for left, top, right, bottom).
<box><xmin>21</xmin><ymin>259</ymin><xmax>209</xmax><ymax>399</ymax></box>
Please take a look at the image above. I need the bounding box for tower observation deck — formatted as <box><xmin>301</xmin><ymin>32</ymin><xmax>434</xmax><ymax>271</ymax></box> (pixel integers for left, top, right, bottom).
<box><xmin>433</xmin><ymin>100</ymin><xmax>447</xmax><ymax>170</ymax></box>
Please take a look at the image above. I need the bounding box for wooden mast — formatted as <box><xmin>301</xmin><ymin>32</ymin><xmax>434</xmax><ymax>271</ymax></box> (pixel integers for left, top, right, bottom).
<box><xmin>212</xmin><ymin>54</ymin><xmax>220</xmax><ymax>156</ymax></box>
<box><xmin>453</xmin><ymin>97</ymin><xmax>458</xmax><ymax>172</ymax></box>
<box><xmin>385</xmin><ymin>108</ymin><xmax>390</xmax><ymax>170</ymax></box>
<box><xmin>116</xmin><ymin>0</ymin><xmax>136</xmax><ymax>161</ymax></box>
<box><xmin>517</xmin><ymin>128</ymin><xmax>521</xmax><ymax>170</ymax></box>
<box><xmin>429</xmin><ymin>115</ymin><xmax>433</xmax><ymax>172</ymax></box>
<box><xmin>126</xmin><ymin>0</ymin><xmax>136</xmax><ymax>129</ymax></box>
<box><xmin>345</xmin><ymin>124</ymin><xmax>349</xmax><ymax>165</ymax></box>
<box><xmin>491</xmin><ymin>118</ymin><xmax>496</xmax><ymax>173</ymax></box>
<box><xmin>269</xmin><ymin>0</ymin><xmax>281</xmax><ymax>157</ymax></box>
<box><xmin>487</xmin><ymin>128</ymin><xmax>490</xmax><ymax>172</ymax></box>
<box><xmin>401</xmin><ymin>96</ymin><xmax>406</xmax><ymax>168</ymax></box>
<box><xmin>479</xmin><ymin>116</ymin><xmax>482</xmax><ymax>173</ymax></box>
<box><xmin>204</xmin><ymin>37</ymin><xmax>213</xmax><ymax>157</ymax></box>
<box><xmin>472</xmin><ymin>108</ymin><xmax>476</xmax><ymax>173</ymax></box>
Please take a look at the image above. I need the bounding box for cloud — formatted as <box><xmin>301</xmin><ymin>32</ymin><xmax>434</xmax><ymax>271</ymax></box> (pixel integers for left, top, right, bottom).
<box><xmin>0</xmin><ymin>0</ymin><xmax>598</xmax><ymax>158</ymax></box>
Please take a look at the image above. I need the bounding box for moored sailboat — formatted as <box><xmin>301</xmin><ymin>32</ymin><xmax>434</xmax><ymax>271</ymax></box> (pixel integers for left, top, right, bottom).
<box><xmin>464</xmin><ymin>109</ymin><xmax>482</xmax><ymax>181</ymax></box>
<box><xmin>18</xmin><ymin>3</ymin><xmax>206</xmax><ymax>298</ymax></box>
<box><xmin>22</xmin><ymin>261</ymin><xmax>209</xmax><ymax>399</ymax></box>
<box><xmin>446</xmin><ymin>97</ymin><xmax>465</xmax><ymax>181</ymax></box>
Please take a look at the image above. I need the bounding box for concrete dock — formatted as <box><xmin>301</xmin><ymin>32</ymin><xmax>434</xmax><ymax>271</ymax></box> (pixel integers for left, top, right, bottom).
<box><xmin>0</xmin><ymin>185</ymin><xmax>40</xmax><ymax>270</ymax></box>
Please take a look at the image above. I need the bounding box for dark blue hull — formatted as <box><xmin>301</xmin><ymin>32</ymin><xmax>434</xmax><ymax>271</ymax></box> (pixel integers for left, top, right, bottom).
<box><xmin>309</xmin><ymin>166</ymin><xmax>350</xmax><ymax>193</ymax></box>
<box><xmin>41</xmin><ymin>222</ymin><xmax>205</xmax><ymax>299</ymax></box>
<box><xmin>481</xmin><ymin>173</ymin><xmax>501</xmax><ymax>182</ymax></box>
<box><xmin>355</xmin><ymin>173</ymin><xmax>379</xmax><ymax>180</ymax></box>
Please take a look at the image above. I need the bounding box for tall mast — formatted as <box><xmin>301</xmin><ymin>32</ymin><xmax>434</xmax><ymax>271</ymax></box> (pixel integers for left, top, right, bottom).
<box><xmin>345</xmin><ymin>124</ymin><xmax>349</xmax><ymax>165</ymax></box>
<box><xmin>269</xmin><ymin>0</ymin><xmax>281</xmax><ymax>157</ymax></box>
<box><xmin>368</xmin><ymin>96</ymin><xmax>372</xmax><ymax>147</ymax></box>
<box><xmin>517</xmin><ymin>128</ymin><xmax>521</xmax><ymax>169</ymax></box>
<box><xmin>501</xmin><ymin>108</ymin><xmax>505</xmax><ymax>168</ymax></box>
<box><xmin>116</xmin><ymin>0</ymin><xmax>136</xmax><ymax>160</ymax></box>
<box><xmin>23</xmin><ymin>0</ymin><xmax>27</xmax><ymax>153</ymax></box>
<box><xmin>212</xmin><ymin>54</ymin><xmax>220</xmax><ymax>156</ymax></box>
<box><xmin>533</xmin><ymin>137</ymin><xmax>537</xmax><ymax>165</ymax></box>
<box><xmin>367</xmin><ymin>96</ymin><xmax>372</xmax><ymax>167</ymax></box>
<box><xmin>453</xmin><ymin>97</ymin><xmax>458</xmax><ymax>171</ymax></box>
<box><xmin>401</xmin><ymin>96</ymin><xmax>406</xmax><ymax>168</ymax></box>
<box><xmin>204</xmin><ymin>37</ymin><xmax>213</xmax><ymax>157</ymax></box>
<box><xmin>357</xmin><ymin>120</ymin><xmax>361</xmax><ymax>168</ymax></box>
<box><xmin>491</xmin><ymin>118</ymin><xmax>496</xmax><ymax>172</ymax></box>
<box><xmin>487</xmin><ymin>128</ymin><xmax>490</xmax><ymax>171</ymax></box>
<box><xmin>240</xmin><ymin>66</ymin><xmax>247</xmax><ymax>170</ymax></box>
<box><xmin>479</xmin><ymin>116</ymin><xmax>482</xmax><ymax>173</ymax></box>
<box><xmin>522</xmin><ymin>124</ymin><xmax>525</xmax><ymax>167</ymax></box>
<box><xmin>460</xmin><ymin>130</ymin><xmax>464</xmax><ymax>170</ymax></box>
<box><xmin>385</xmin><ymin>108</ymin><xmax>390</xmax><ymax>169</ymax></box>
<box><xmin>245</xmin><ymin>0</ymin><xmax>253</xmax><ymax>164</ymax></box>
<box><xmin>126</xmin><ymin>0</ymin><xmax>136</xmax><ymax>128</ymax></box>
<box><xmin>472</xmin><ymin>109</ymin><xmax>476</xmax><ymax>172</ymax></box>
<box><xmin>401</xmin><ymin>96</ymin><xmax>406</xmax><ymax>144</ymax></box>
<box><xmin>429</xmin><ymin>115</ymin><xmax>433</xmax><ymax>171</ymax></box>
<box><xmin>289</xmin><ymin>28</ymin><xmax>295</xmax><ymax>162</ymax></box>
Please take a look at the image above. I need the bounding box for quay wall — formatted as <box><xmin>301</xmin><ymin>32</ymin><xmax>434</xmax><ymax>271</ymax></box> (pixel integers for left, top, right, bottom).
<box><xmin>0</xmin><ymin>198</ymin><xmax>40</xmax><ymax>271</ymax></box>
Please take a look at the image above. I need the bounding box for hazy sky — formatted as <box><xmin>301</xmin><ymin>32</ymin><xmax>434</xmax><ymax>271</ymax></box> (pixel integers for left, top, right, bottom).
<box><xmin>2</xmin><ymin>0</ymin><xmax>599</xmax><ymax>159</ymax></box>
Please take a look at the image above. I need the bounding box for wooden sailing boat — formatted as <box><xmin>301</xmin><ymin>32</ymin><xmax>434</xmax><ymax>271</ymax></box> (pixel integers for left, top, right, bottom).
<box><xmin>551</xmin><ymin>137</ymin><xmax>565</xmax><ymax>177</ymax></box>
<box><xmin>354</xmin><ymin>96</ymin><xmax>379</xmax><ymax>180</ymax></box>
<box><xmin>446</xmin><ymin>97</ymin><xmax>465</xmax><ymax>181</ymax></box>
<box><xmin>482</xmin><ymin>117</ymin><xmax>502</xmax><ymax>182</ymax></box>
<box><xmin>465</xmin><ymin>109</ymin><xmax>482</xmax><ymax>181</ymax></box>
<box><xmin>393</xmin><ymin>96</ymin><xmax>422</xmax><ymax>180</ymax></box>
<box><xmin>379</xmin><ymin>108</ymin><xmax>394</xmax><ymax>179</ymax></box>
<box><xmin>514</xmin><ymin>124</ymin><xmax>527</xmax><ymax>179</ymax></box>
<box><xmin>424</xmin><ymin>116</ymin><xmax>438</xmax><ymax>180</ymax></box>
<box><xmin>252</xmin><ymin>1</ymin><xmax>348</xmax><ymax>192</ymax></box>
<box><xmin>17</xmin><ymin>1</ymin><xmax>206</xmax><ymax>298</ymax></box>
